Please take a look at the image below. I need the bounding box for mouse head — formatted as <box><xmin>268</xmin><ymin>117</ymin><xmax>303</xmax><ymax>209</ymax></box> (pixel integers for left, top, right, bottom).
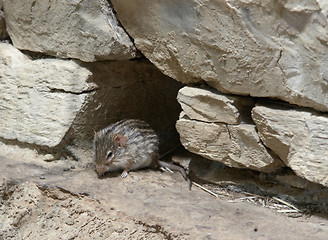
<box><xmin>94</xmin><ymin>130</ymin><xmax>128</xmax><ymax>175</ymax></box>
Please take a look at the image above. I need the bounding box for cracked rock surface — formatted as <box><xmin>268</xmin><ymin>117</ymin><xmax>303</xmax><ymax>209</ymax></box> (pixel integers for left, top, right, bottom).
<box><xmin>0</xmin><ymin>43</ymin><xmax>95</xmax><ymax>147</ymax></box>
<box><xmin>0</xmin><ymin>42</ymin><xmax>182</xmax><ymax>150</ymax></box>
<box><xmin>111</xmin><ymin>0</ymin><xmax>328</xmax><ymax>111</ymax></box>
<box><xmin>176</xmin><ymin>87</ymin><xmax>283</xmax><ymax>173</ymax></box>
<box><xmin>3</xmin><ymin>0</ymin><xmax>136</xmax><ymax>61</ymax></box>
<box><xmin>252</xmin><ymin>103</ymin><xmax>328</xmax><ymax>187</ymax></box>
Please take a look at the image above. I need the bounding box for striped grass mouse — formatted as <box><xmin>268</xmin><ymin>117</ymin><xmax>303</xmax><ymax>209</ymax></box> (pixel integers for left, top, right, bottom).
<box><xmin>94</xmin><ymin>119</ymin><xmax>190</xmax><ymax>184</ymax></box>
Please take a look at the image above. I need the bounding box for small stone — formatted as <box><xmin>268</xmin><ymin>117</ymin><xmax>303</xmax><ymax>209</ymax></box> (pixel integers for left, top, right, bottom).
<box><xmin>65</xmin><ymin>220</ymin><xmax>74</xmax><ymax>226</ymax></box>
<box><xmin>176</xmin><ymin>117</ymin><xmax>283</xmax><ymax>173</ymax></box>
<box><xmin>177</xmin><ymin>86</ymin><xmax>247</xmax><ymax>124</ymax></box>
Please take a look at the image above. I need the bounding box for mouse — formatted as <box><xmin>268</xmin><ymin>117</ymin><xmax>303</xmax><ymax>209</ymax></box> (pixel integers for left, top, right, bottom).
<box><xmin>94</xmin><ymin>119</ymin><xmax>190</xmax><ymax>184</ymax></box>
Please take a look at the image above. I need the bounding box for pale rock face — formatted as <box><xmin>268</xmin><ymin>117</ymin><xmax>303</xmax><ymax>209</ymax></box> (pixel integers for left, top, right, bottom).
<box><xmin>176</xmin><ymin>116</ymin><xmax>283</xmax><ymax>173</ymax></box>
<box><xmin>177</xmin><ymin>86</ymin><xmax>254</xmax><ymax>124</ymax></box>
<box><xmin>111</xmin><ymin>0</ymin><xmax>328</xmax><ymax>112</ymax></box>
<box><xmin>0</xmin><ymin>43</ymin><xmax>181</xmax><ymax>149</ymax></box>
<box><xmin>3</xmin><ymin>0</ymin><xmax>136</xmax><ymax>62</ymax></box>
<box><xmin>0</xmin><ymin>43</ymin><xmax>95</xmax><ymax>147</ymax></box>
<box><xmin>176</xmin><ymin>86</ymin><xmax>282</xmax><ymax>172</ymax></box>
<box><xmin>252</xmin><ymin>104</ymin><xmax>328</xmax><ymax>186</ymax></box>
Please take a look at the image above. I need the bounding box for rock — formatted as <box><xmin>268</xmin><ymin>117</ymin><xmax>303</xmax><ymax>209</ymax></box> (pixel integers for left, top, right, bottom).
<box><xmin>176</xmin><ymin>116</ymin><xmax>283</xmax><ymax>173</ymax></box>
<box><xmin>65</xmin><ymin>59</ymin><xmax>182</xmax><ymax>153</ymax></box>
<box><xmin>318</xmin><ymin>1</ymin><xmax>328</xmax><ymax>16</ymax></box>
<box><xmin>276</xmin><ymin>174</ymin><xmax>319</xmax><ymax>190</ymax></box>
<box><xmin>111</xmin><ymin>0</ymin><xmax>328</xmax><ymax>112</ymax></box>
<box><xmin>177</xmin><ymin>86</ymin><xmax>254</xmax><ymax>124</ymax></box>
<box><xmin>252</xmin><ymin>104</ymin><xmax>328</xmax><ymax>186</ymax></box>
<box><xmin>0</xmin><ymin>43</ymin><xmax>182</xmax><ymax>150</ymax></box>
<box><xmin>3</xmin><ymin>0</ymin><xmax>136</xmax><ymax>62</ymax></box>
<box><xmin>0</xmin><ymin>43</ymin><xmax>95</xmax><ymax>147</ymax></box>
<box><xmin>175</xmin><ymin>86</ymin><xmax>281</xmax><ymax>172</ymax></box>
<box><xmin>189</xmin><ymin>155</ymin><xmax>328</xmax><ymax>206</ymax></box>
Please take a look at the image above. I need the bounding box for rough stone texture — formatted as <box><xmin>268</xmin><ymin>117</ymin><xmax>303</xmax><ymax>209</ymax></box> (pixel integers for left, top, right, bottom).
<box><xmin>319</xmin><ymin>1</ymin><xmax>328</xmax><ymax>16</ymax></box>
<box><xmin>3</xmin><ymin>0</ymin><xmax>136</xmax><ymax>62</ymax></box>
<box><xmin>0</xmin><ymin>43</ymin><xmax>95</xmax><ymax>147</ymax></box>
<box><xmin>111</xmin><ymin>0</ymin><xmax>328</xmax><ymax>112</ymax></box>
<box><xmin>0</xmin><ymin>43</ymin><xmax>181</xmax><ymax>150</ymax></box>
<box><xmin>176</xmin><ymin>117</ymin><xmax>283</xmax><ymax>173</ymax></box>
<box><xmin>1</xmin><ymin>143</ymin><xmax>328</xmax><ymax>240</ymax></box>
<box><xmin>65</xmin><ymin>59</ymin><xmax>182</xmax><ymax>153</ymax></box>
<box><xmin>252</xmin><ymin>104</ymin><xmax>328</xmax><ymax>187</ymax></box>
<box><xmin>189</xmin><ymin>154</ymin><xmax>328</xmax><ymax>206</ymax></box>
<box><xmin>177</xmin><ymin>86</ymin><xmax>254</xmax><ymax>124</ymax></box>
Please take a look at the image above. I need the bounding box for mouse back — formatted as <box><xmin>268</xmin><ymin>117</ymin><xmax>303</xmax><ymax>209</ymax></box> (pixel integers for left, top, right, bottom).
<box><xmin>94</xmin><ymin>119</ymin><xmax>159</xmax><ymax>175</ymax></box>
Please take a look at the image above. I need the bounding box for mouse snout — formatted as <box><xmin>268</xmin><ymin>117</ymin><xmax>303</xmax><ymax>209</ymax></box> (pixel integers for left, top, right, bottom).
<box><xmin>96</xmin><ymin>165</ymin><xmax>108</xmax><ymax>176</ymax></box>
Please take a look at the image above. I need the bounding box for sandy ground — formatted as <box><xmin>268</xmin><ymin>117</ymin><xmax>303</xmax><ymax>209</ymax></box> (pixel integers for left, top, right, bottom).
<box><xmin>1</xmin><ymin>143</ymin><xmax>328</xmax><ymax>240</ymax></box>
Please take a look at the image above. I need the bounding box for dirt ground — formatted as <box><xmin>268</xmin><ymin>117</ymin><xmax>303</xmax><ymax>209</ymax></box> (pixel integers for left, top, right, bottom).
<box><xmin>1</xmin><ymin>143</ymin><xmax>328</xmax><ymax>240</ymax></box>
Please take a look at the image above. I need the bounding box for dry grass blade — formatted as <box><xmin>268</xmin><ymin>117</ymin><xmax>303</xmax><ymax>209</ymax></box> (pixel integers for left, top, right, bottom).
<box><xmin>277</xmin><ymin>209</ymin><xmax>300</xmax><ymax>213</ymax></box>
<box><xmin>229</xmin><ymin>196</ymin><xmax>257</xmax><ymax>203</ymax></box>
<box><xmin>161</xmin><ymin>166</ymin><xmax>174</xmax><ymax>173</ymax></box>
<box><xmin>193</xmin><ymin>182</ymin><xmax>219</xmax><ymax>198</ymax></box>
<box><xmin>224</xmin><ymin>190</ymin><xmax>303</xmax><ymax>215</ymax></box>
<box><xmin>272</xmin><ymin>197</ymin><xmax>302</xmax><ymax>212</ymax></box>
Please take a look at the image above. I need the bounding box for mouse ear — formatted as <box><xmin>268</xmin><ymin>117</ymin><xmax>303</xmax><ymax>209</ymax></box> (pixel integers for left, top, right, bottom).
<box><xmin>113</xmin><ymin>134</ymin><xmax>127</xmax><ymax>147</ymax></box>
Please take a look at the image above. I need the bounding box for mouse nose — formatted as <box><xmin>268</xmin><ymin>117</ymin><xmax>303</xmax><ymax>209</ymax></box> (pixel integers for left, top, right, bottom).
<box><xmin>96</xmin><ymin>165</ymin><xmax>108</xmax><ymax>176</ymax></box>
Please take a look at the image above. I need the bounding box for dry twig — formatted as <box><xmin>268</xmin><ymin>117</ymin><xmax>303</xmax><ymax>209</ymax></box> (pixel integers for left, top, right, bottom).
<box><xmin>192</xmin><ymin>182</ymin><xmax>219</xmax><ymax>198</ymax></box>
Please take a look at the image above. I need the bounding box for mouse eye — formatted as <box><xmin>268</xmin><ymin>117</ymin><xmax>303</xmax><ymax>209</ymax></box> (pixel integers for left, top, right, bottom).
<box><xmin>106</xmin><ymin>151</ymin><xmax>113</xmax><ymax>160</ymax></box>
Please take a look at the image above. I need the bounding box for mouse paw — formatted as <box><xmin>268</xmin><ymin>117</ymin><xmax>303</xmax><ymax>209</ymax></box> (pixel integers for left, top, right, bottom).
<box><xmin>121</xmin><ymin>170</ymin><xmax>129</xmax><ymax>178</ymax></box>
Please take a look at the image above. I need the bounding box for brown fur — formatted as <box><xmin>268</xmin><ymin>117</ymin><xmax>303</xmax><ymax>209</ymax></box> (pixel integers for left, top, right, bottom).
<box><xmin>94</xmin><ymin>119</ymin><xmax>159</xmax><ymax>177</ymax></box>
<box><xmin>94</xmin><ymin>119</ymin><xmax>190</xmax><ymax>189</ymax></box>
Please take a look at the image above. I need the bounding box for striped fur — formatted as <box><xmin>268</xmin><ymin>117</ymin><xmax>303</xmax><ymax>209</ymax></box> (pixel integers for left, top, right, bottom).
<box><xmin>94</xmin><ymin>119</ymin><xmax>159</xmax><ymax>176</ymax></box>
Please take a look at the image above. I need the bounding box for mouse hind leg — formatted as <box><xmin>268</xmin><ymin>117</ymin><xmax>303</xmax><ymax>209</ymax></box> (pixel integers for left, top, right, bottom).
<box><xmin>149</xmin><ymin>151</ymin><xmax>160</xmax><ymax>169</ymax></box>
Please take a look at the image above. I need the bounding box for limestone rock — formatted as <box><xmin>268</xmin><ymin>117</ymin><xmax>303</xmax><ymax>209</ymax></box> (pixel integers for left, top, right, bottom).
<box><xmin>0</xmin><ymin>43</ymin><xmax>182</xmax><ymax>150</ymax></box>
<box><xmin>189</xmin><ymin>155</ymin><xmax>328</xmax><ymax>204</ymax></box>
<box><xmin>318</xmin><ymin>1</ymin><xmax>328</xmax><ymax>16</ymax></box>
<box><xmin>176</xmin><ymin>116</ymin><xmax>283</xmax><ymax>173</ymax></box>
<box><xmin>177</xmin><ymin>86</ymin><xmax>253</xmax><ymax>124</ymax></box>
<box><xmin>111</xmin><ymin>0</ymin><xmax>328</xmax><ymax>112</ymax></box>
<box><xmin>3</xmin><ymin>0</ymin><xmax>136</xmax><ymax>62</ymax></box>
<box><xmin>0</xmin><ymin>43</ymin><xmax>95</xmax><ymax>147</ymax></box>
<box><xmin>252</xmin><ymin>104</ymin><xmax>328</xmax><ymax>186</ymax></box>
